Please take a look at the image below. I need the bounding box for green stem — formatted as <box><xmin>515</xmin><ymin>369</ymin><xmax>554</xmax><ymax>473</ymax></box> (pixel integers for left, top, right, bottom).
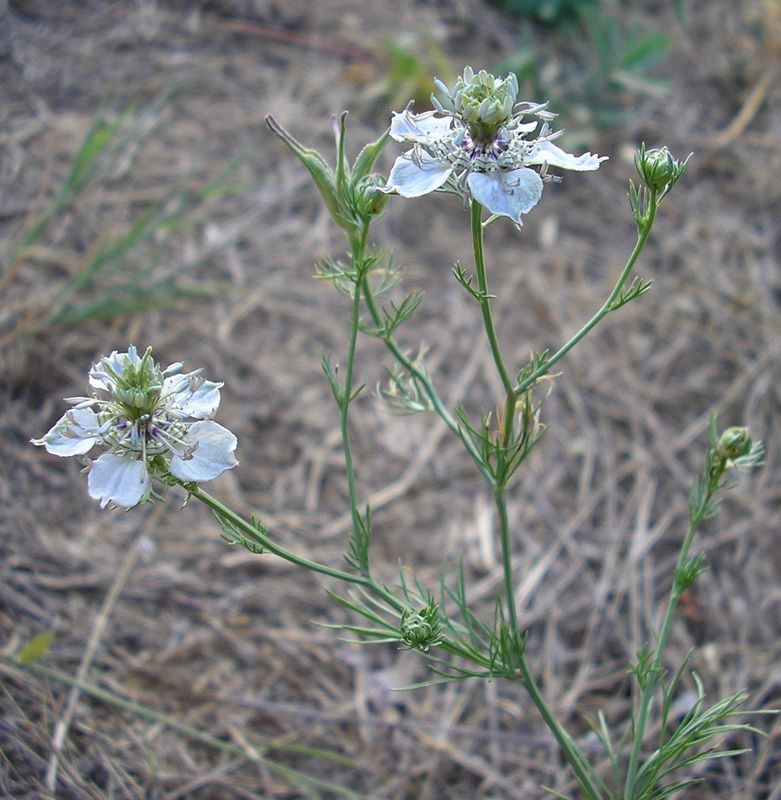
<box><xmin>189</xmin><ymin>484</ymin><xmax>375</xmax><ymax>588</ymax></box>
<box><xmin>360</xmin><ymin>280</ymin><xmax>456</xmax><ymax>432</ymax></box>
<box><xmin>188</xmin><ymin>486</ymin><xmax>492</xmax><ymax>668</ymax></box>
<box><xmin>471</xmin><ymin>201</ymin><xmax>514</xmax><ymax>395</ymax></box>
<box><xmin>340</xmin><ymin>226</ymin><xmax>370</xmax><ymax>544</ymax></box>
<box><xmin>471</xmin><ymin>199</ymin><xmax>607</xmax><ymax>799</ymax></box>
<box><xmin>360</xmin><ymin>279</ymin><xmax>492</xmax><ymax>482</ymax></box>
<box><xmin>471</xmin><ymin>198</ymin><xmax>521</xmax><ymax>644</ymax></box>
<box><xmin>518</xmin><ymin>661</ymin><xmax>605</xmax><ymax>800</ymax></box>
<box><xmin>515</xmin><ymin>200</ymin><xmax>657</xmax><ymax>397</ymax></box>
<box><xmin>494</xmin><ymin>489</ymin><xmax>519</xmax><ymax>637</ymax></box>
<box><xmin>622</xmin><ymin>468</ymin><xmax>719</xmax><ymax>799</ymax></box>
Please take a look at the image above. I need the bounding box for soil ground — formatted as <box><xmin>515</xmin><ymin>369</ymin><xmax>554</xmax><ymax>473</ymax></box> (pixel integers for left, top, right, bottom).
<box><xmin>1</xmin><ymin>1</ymin><xmax>779</xmax><ymax>798</ymax></box>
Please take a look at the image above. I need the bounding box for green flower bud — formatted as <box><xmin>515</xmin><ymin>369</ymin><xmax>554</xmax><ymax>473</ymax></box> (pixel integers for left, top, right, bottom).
<box><xmin>351</xmin><ymin>174</ymin><xmax>388</xmax><ymax>220</ymax></box>
<box><xmin>400</xmin><ymin>603</ymin><xmax>442</xmax><ymax>652</ymax></box>
<box><xmin>267</xmin><ymin>114</ymin><xmax>391</xmax><ymax>240</ymax></box>
<box><xmin>718</xmin><ymin>427</ymin><xmax>753</xmax><ymax>461</ymax></box>
<box><xmin>634</xmin><ymin>145</ymin><xmax>688</xmax><ymax>194</ymax></box>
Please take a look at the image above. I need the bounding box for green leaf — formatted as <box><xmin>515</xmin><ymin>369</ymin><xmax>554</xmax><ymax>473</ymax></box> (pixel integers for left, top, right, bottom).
<box><xmin>707</xmin><ymin>411</ymin><xmax>720</xmax><ymax>449</ymax></box>
<box><xmin>17</xmin><ymin>630</ymin><xmax>55</xmax><ymax>664</ymax></box>
<box><xmin>344</xmin><ymin>504</ymin><xmax>372</xmax><ymax>574</ymax></box>
<box><xmin>65</xmin><ymin>114</ymin><xmax>126</xmax><ymax>193</ymax></box>
<box><xmin>213</xmin><ymin>510</ymin><xmax>267</xmax><ymax>554</ymax></box>
<box><xmin>266</xmin><ymin>115</ymin><xmax>343</xmax><ymax>229</ymax></box>
<box><xmin>321</xmin><ymin>352</ymin><xmax>342</xmax><ymax>402</ymax></box>
<box><xmin>352</xmin><ymin>128</ymin><xmax>391</xmax><ymax>182</ymax></box>
<box><xmin>541</xmin><ymin>787</ymin><xmax>575</xmax><ymax>800</ymax></box>
<box><xmin>622</xmin><ymin>31</ymin><xmax>671</xmax><ymax>72</ymax></box>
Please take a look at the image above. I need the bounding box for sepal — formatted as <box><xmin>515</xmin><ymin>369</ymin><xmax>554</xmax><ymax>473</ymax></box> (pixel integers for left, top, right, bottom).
<box><xmin>266</xmin><ymin>113</ymin><xmax>391</xmax><ymax>238</ymax></box>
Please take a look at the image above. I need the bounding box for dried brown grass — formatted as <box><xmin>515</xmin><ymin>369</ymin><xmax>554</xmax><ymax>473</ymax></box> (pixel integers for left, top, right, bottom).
<box><xmin>1</xmin><ymin>1</ymin><xmax>780</xmax><ymax>798</ymax></box>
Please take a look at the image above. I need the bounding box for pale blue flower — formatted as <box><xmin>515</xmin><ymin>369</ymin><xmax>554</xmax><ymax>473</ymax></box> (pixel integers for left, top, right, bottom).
<box><xmin>33</xmin><ymin>346</ymin><xmax>238</xmax><ymax>509</ymax></box>
<box><xmin>385</xmin><ymin>67</ymin><xmax>606</xmax><ymax>224</ymax></box>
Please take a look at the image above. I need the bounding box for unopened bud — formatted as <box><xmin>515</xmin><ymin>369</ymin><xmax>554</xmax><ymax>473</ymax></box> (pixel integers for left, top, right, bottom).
<box><xmin>400</xmin><ymin>603</ymin><xmax>442</xmax><ymax>652</ymax></box>
<box><xmin>635</xmin><ymin>145</ymin><xmax>688</xmax><ymax>194</ymax></box>
<box><xmin>718</xmin><ymin>427</ymin><xmax>752</xmax><ymax>461</ymax></box>
<box><xmin>351</xmin><ymin>174</ymin><xmax>388</xmax><ymax>219</ymax></box>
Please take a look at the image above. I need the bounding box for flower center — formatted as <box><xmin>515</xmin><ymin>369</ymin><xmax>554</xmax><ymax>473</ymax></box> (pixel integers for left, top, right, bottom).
<box><xmin>107</xmin><ymin>410</ymin><xmax>193</xmax><ymax>461</ymax></box>
<box><xmin>105</xmin><ymin>347</ymin><xmax>165</xmax><ymax>420</ymax></box>
<box><xmin>446</xmin><ymin>68</ymin><xmax>519</xmax><ymax>146</ymax></box>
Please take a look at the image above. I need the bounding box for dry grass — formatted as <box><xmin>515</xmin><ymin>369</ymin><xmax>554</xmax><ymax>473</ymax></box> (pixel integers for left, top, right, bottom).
<box><xmin>1</xmin><ymin>1</ymin><xmax>780</xmax><ymax>798</ymax></box>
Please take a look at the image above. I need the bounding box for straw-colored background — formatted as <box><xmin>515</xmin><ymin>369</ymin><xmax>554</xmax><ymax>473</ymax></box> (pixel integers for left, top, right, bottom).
<box><xmin>2</xmin><ymin>1</ymin><xmax>779</xmax><ymax>797</ymax></box>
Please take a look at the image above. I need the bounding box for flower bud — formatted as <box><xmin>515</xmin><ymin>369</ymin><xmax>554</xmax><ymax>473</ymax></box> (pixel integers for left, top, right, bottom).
<box><xmin>634</xmin><ymin>145</ymin><xmax>687</xmax><ymax>193</ymax></box>
<box><xmin>718</xmin><ymin>427</ymin><xmax>752</xmax><ymax>461</ymax></box>
<box><xmin>351</xmin><ymin>174</ymin><xmax>388</xmax><ymax>220</ymax></box>
<box><xmin>267</xmin><ymin>114</ymin><xmax>391</xmax><ymax>240</ymax></box>
<box><xmin>400</xmin><ymin>603</ymin><xmax>442</xmax><ymax>652</ymax></box>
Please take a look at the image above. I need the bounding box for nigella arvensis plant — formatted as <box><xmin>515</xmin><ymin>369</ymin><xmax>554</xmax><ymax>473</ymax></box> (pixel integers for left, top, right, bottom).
<box><xmin>385</xmin><ymin>66</ymin><xmax>606</xmax><ymax>223</ymax></box>
<box><xmin>32</xmin><ymin>345</ymin><xmax>238</xmax><ymax>508</ymax></box>
<box><xmin>31</xmin><ymin>66</ymin><xmax>768</xmax><ymax>800</ymax></box>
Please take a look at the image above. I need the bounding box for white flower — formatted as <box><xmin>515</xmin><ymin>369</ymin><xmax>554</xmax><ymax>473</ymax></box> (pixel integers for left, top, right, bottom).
<box><xmin>32</xmin><ymin>345</ymin><xmax>238</xmax><ymax>509</ymax></box>
<box><xmin>385</xmin><ymin>67</ymin><xmax>606</xmax><ymax>224</ymax></box>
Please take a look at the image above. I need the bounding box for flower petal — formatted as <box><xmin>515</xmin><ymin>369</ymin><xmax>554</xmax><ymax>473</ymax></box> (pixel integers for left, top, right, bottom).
<box><xmin>164</xmin><ymin>374</ymin><xmax>223</xmax><ymax>419</ymax></box>
<box><xmin>390</xmin><ymin>110</ymin><xmax>454</xmax><ymax>143</ymax></box>
<box><xmin>88</xmin><ymin>453</ymin><xmax>150</xmax><ymax>509</ymax></box>
<box><xmin>385</xmin><ymin>154</ymin><xmax>452</xmax><ymax>198</ymax></box>
<box><xmin>169</xmin><ymin>421</ymin><xmax>238</xmax><ymax>482</ymax></box>
<box><xmin>511</xmin><ymin>120</ymin><xmax>540</xmax><ymax>135</ymax></box>
<box><xmin>526</xmin><ymin>140</ymin><xmax>606</xmax><ymax>172</ymax></box>
<box><xmin>467</xmin><ymin>168</ymin><xmax>543</xmax><ymax>223</ymax></box>
<box><xmin>31</xmin><ymin>408</ymin><xmax>101</xmax><ymax>456</ymax></box>
<box><xmin>89</xmin><ymin>347</ymin><xmax>142</xmax><ymax>392</ymax></box>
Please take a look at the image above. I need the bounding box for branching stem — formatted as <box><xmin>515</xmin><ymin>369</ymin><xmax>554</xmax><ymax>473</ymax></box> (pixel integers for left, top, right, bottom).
<box><xmin>516</xmin><ymin>194</ymin><xmax>657</xmax><ymax>396</ymax></box>
<box><xmin>361</xmin><ymin>282</ymin><xmax>457</xmax><ymax>433</ymax></box>
<box><xmin>187</xmin><ymin>484</ymin><xmax>487</xmax><ymax>666</ymax></box>
<box><xmin>189</xmin><ymin>484</ymin><xmax>374</xmax><ymax>587</ymax></box>
<box><xmin>360</xmin><ymin>276</ymin><xmax>492</xmax><ymax>481</ymax></box>
<box><xmin>623</xmin><ymin>460</ymin><xmax>721</xmax><ymax>800</ymax></box>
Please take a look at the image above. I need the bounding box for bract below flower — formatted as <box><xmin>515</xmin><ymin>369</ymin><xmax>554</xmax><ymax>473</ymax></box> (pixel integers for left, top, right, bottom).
<box><xmin>32</xmin><ymin>346</ymin><xmax>238</xmax><ymax>509</ymax></box>
<box><xmin>385</xmin><ymin>67</ymin><xmax>607</xmax><ymax>224</ymax></box>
